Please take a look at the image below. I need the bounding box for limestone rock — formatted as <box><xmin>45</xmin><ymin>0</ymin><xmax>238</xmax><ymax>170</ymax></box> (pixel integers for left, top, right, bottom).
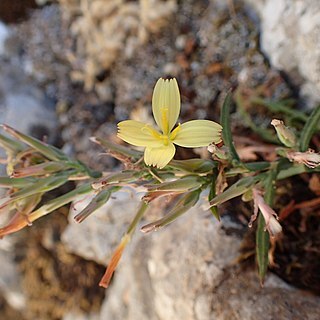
<box><xmin>0</xmin><ymin>21</ymin><xmax>10</xmax><ymax>56</ymax></box>
<box><xmin>61</xmin><ymin>190</ymin><xmax>142</xmax><ymax>265</ymax></box>
<box><xmin>0</xmin><ymin>21</ymin><xmax>59</xmax><ymax>313</ymax></box>
<box><xmin>245</xmin><ymin>0</ymin><xmax>320</xmax><ymax>106</ymax></box>
<box><xmin>63</xmin><ymin>311</ymin><xmax>99</xmax><ymax>320</ymax></box>
<box><xmin>98</xmin><ymin>199</ymin><xmax>320</xmax><ymax>320</ymax></box>
<box><xmin>0</xmin><ymin>239</ymin><xmax>25</xmax><ymax>311</ymax></box>
<box><xmin>0</xmin><ymin>66</ymin><xmax>57</xmax><ymax>141</ymax></box>
<box><xmin>0</xmin><ymin>58</ymin><xmax>58</xmax><ymax>178</ymax></box>
<box><xmin>61</xmin><ymin>189</ymin><xmax>320</xmax><ymax>320</ymax></box>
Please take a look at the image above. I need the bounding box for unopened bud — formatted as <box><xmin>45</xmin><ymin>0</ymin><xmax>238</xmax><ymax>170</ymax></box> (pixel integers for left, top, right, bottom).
<box><xmin>287</xmin><ymin>149</ymin><xmax>320</xmax><ymax>168</ymax></box>
<box><xmin>12</xmin><ymin>162</ymin><xmax>70</xmax><ymax>178</ymax></box>
<box><xmin>207</xmin><ymin>144</ymin><xmax>229</xmax><ymax>160</ymax></box>
<box><xmin>271</xmin><ymin>119</ymin><xmax>297</xmax><ymax>148</ymax></box>
<box><xmin>241</xmin><ymin>189</ymin><xmax>253</xmax><ymax>202</ymax></box>
<box><xmin>250</xmin><ymin>188</ymin><xmax>282</xmax><ymax>237</ymax></box>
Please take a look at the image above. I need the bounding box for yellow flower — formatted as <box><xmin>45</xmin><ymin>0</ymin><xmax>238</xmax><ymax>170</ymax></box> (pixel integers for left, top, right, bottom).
<box><xmin>117</xmin><ymin>78</ymin><xmax>222</xmax><ymax>168</ymax></box>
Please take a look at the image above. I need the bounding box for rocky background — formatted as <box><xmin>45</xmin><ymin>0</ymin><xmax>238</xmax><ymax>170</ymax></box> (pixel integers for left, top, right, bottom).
<box><xmin>0</xmin><ymin>0</ymin><xmax>319</xmax><ymax>319</ymax></box>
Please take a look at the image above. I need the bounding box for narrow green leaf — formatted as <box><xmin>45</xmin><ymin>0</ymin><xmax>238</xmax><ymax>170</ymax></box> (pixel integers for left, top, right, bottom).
<box><xmin>0</xmin><ymin>183</ymin><xmax>93</xmax><ymax>237</ymax></box>
<box><xmin>91</xmin><ymin>137</ymin><xmax>142</xmax><ymax>160</ymax></box>
<box><xmin>208</xmin><ymin>172</ymin><xmax>220</xmax><ymax>221</ymax></box>
<box><xmin>299</xmin><ymin>105</ymin><xmax>320</xmax><ymax>151</ymax></box>
<box><xmin>146</xmin><ymin>175</ymin><xmax>204</xmax><ymax>192</ymax></box>
<box><xmin>141</xmin><ymin>190</ymin><xmax>200</xmax><ymax>233</ymax></box>
<box><xmin>169</xmin><ymin>159</ymin><xmax>217</xmax><ymax>173</ymax></box>
<box><xmin>74</xmin><ymin>187</ymin><xmax>120</xmax><ymax>223</ymax></box>
<box><xmin>14</xmin><ymin>193</ymin><xmax>43</xmax><ymax>215</ymax></box>
<box><xmin>209</xmin><ymin>175</ymin><xmax>264</xmax><ymax>207</ymax></box>
<box><xmin>73</xmin><ymin>160</ymin><xmax>102</xmax><ymax>179</ymax></box>
<box><xmin>256</xmin><ymin>163</ymin><xmax>278</xmax><ymax>285</ymax></box>
<box><xmin>0</xmin><ymin>133</ymin><xmax>25</xmax><ymax>153</ymax></box>
<box><xmin>220</xmin><ymin>91</ymin><xmax>240</xmax><ymax>162</ymax></box>
<box><xmin>92</xmin><ymin>170</ymin><xmax>145</xmax><ymax>189</ymax></box>
<box><xmin>0</xmin><ymin>176</ymin><xmax>37</xmax><ymax>188</ymax></box>
<box><xmin>277</xmin><ymin>164</ymin><xmax>320</xmax><ymax>180</ymax></box>
<box><xmin>1</xmin><ymin>124</ymin><xmax>69</xmax><ymax>161</ymax></box>
<box><xmin>244</xmin><ymin>162</ymin><xmax>270</xmax><ymax>172</ymax></box>
<box><xmin>0</xmin><ymin>174</ymin><xmax>70</xmax><ymax>209</ymax></box>
<box><xmin>256</xmin><ymin>214</ymin><xmax>269</xmax><ymax>286</ymax></box>
<box><xmin>12</xmin><ymin>161</ymin><xmax>72</xmax><ymax>177</ymax></box>
<box><xmin>40</xmin><ymin>183</ymin><xmax>93</xmax><ymax>213</ymax></box>
<box><xmin>250</xmin><ymin>97</ymin><xmax>308</xmax><ymax>122</ymax></box>
<box><xmin>235</xmin><ymin>90</ymin><xmax>278</xmax><ymax>144</ymax></box>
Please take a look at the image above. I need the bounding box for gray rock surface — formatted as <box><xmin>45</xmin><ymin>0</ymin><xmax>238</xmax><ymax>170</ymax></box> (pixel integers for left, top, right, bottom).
<box><xmin>245</xmin><ymin>0</ymin><xmax>320</xmax><ymax>106</ymax></box>
<box><xmin>63</xmin><ymin>192</ymin><xmax>320</xmax><ymax>320</ymax></box>
<box><xmin>0</xmin><ymin>21</ymin><xmax>10</xmax><ymax>56</ymax></box>
<box><xmin>0</xmin><ymin>238</ymin><xmax>25</xmax><ymax>311</ymax></box>
<box><xmin>0</xmin><ymin>19</ymin><xmax>58</xmax><ymax>315</ymax></box>
<box><xmin>0</xmin><ymin>64</ymin><xmax>58</xmax><ymax>140</ymax></box>
<box><xmin>0</xmin><ymin>17</ymin><xmax>58</xmax><ymax>141</ymax></box>
<box><xmin>62</xmin><ymin>190</ymin><xmax>142</xmax><ymax>265</ymax></box>
<box><xmin>0</xmin><ymin>22</ymin><xmax>59</xmax><ymax>172</ymax></box>
<box><xmin>63</xmin><ymin>311</ymin><xmax>99</xmax><ymax>320</ymax></box>
<box><xmin>101</xmin><ymin>204</ymin><xmax>320</xmax><ymax>320</ymax></box>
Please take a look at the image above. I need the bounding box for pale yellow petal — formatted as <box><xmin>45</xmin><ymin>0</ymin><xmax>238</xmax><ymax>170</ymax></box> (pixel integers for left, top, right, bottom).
<box><xmin>152</xmin><ymin>78</ymin><xmax>180</xmax><ymax>134</ymax></box>
<box><xmin>144</xmin><ymin>143</ymin><xmax>176</xmax><ymax>169</ymax></box>
<box><xmin>173</xmin><ymin>120</ymin><xmax>222</xmax><ymax>147</ymax></box>
<box><xmin>117</xmin><ymin>120</ymin><xmax>163</xmax><ymax>147</ymax></box>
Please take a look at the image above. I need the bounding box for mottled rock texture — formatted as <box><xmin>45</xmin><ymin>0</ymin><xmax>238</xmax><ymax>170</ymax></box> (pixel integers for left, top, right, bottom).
<box><xmin>245</xmin><ymin>0</ymin><xmax>320</xmax><ymax>106</ymax></box>
<box><xmin>63</xmin><ymin>193</ymin><xmax>320</xmax><ymax>320</ymax></box>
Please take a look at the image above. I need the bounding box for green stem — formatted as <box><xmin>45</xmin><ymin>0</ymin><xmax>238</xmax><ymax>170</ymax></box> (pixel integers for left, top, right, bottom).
<box><xmin>299</xmin><ymin>105</ymin><xmax>320</xmax><ymax>151</ymax></box>
<box><xmin>221</xmin><ymin>91</ymin><xmax>241</xmax><ymax>162</ymax></box>
<box><xmin>235</xmin><ymin>91</ymin><xmax>278</xmax><ymax>144</ymax></box>
<box><xmin>256</xmin><ymin>163</ymin><xmax>278</xmax><ymax>285</ymax></box>
<box><xmin>250</xmin><ymin>97</ymin><xmax>308</xmax><ymax>122</ymax></box>
<box><xmin>127</xmin><ymin>201</ymin><xmax>149</xmax><ymax>235</ymax></box>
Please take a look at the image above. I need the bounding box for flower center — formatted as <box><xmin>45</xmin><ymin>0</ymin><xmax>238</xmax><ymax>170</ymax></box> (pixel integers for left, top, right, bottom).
<box><xmin>160</xmin><ymin>107</ymin><xmax>169</xmax><ymax>134</ymax></box>
<box><xmin>169</xmin><ymin>124</ymin><xmax>181</xmax><ymax>140</ymax></box>
<box><xmin>159</xmin><ymin>134</ymin><xmax>169</xmax><ymax>146</ymax></box>
<box><xmin>142</xmin><ymin>123</ymin><xmax>181</xmax><ymax>147</ymax></box>
<box><xmin>142</xmin><ymin>125</ymin><xmax>162</xmax><ymax>139</ymax></box>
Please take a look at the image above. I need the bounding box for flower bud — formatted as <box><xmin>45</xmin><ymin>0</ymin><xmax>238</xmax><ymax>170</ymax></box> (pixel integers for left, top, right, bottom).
<box><xmin>271</xmin><ymin>119</ymin><xmax>297</xmax><ymax>148</ymax></box>
<box><xmin>207</xmin><ymin>144</ymin><xmax>229</xmax><ymax>160</ymax></box>
<box><xmin>249</xmin><ymin>188</ymin><xmax>282</xmax><ymax>237</ymax></box>
<box><xmin>287</xmin><ymin>149</ymin><xmax>320</xmax><ymax>168</ymax></box>
<box><xmin>12</xmin><ymin>162</ymin><xmax>70</xmax><ymax>178</ymax></box>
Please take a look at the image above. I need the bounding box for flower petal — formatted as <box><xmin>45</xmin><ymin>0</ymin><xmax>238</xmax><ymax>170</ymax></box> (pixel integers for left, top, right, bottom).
<box><xmin>144</xmin><ymin>143</ymin><xmax>176</xmax><ymax>169</ymax></box>
<box><xmin>266</xmin><ymin>216</ymin><xmax>283</xmax><ymax>237</ymax></box>
<box><xmin>253</xmin><ymin>188</ymin><xmax>282</xmax><ymax>237</ymax></box>
<box><xmin>152</xmin><ymin>78</ymin><xmax>180</xmax><ymax>134</ymax></box>
<box><xmin>173</xmin><ymin>120</ymin><xmax>222</xmax><ymax>147</ymax></box>
<box><xmin>117</xmin><ymin>120</ymin><xmax>163</xmax><ymax>147</ymax></box>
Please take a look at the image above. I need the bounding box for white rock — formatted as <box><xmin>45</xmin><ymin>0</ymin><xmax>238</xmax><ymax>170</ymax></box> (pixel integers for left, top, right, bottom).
<box><xmin>63</xmin><ymin>311</ymin><xmax>99</xmax><ymax>320</ymax></box>
<box><xmin>99</xmin><ymin>201</ymin><xmax>320</xmax><ymax>320</ymax></box>
<box><xmin>0</xmin><ymin>21</ymin><xmax>10</xmax><ymax>56</ymax></box>
<box><xmin>61</xmin><ymin>190</ymin><xmax>142</xmax><ymax>265</ymax></box>
<box><xmin>3</xmin><ymin>93</ymin><xmax>57</xmax><ymax>136</ymax></box>
<box><xmin>0</xmin><ymin>24</ymin><xmax>60</xmax><ymax>309</ymax></box>
<box><xmin>245</xmin><ymin>0</ymin><xmax>320</xmax><ymax>106</ymax></box>
<box><xmin>0</xmin><ymin>240</ymin><xmax>26</xmax><ymax>311</ymax></box>
<box><xmin>100</xmin><ymin>205</ymin><xmax>241</xmax><ymax>320</ymax></box>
